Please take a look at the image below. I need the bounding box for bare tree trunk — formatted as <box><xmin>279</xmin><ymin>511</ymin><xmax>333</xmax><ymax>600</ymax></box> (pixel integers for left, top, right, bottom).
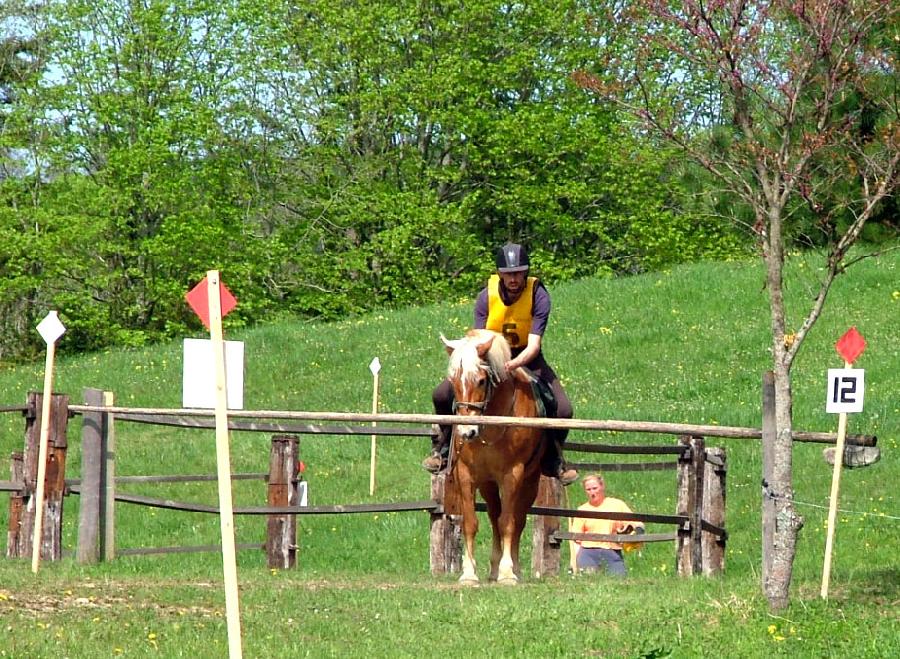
<box><xmin>762</xmin><ymin>218</ymin><xmax>804</xmax><ymax>610</ymax></box>
<box><xmin>765</xmin><ymin>362</ymin><xmax>804</xmax><ymax>609</ymax></box>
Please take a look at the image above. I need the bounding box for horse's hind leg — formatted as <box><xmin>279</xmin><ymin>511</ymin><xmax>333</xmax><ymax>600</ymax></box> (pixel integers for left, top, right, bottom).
<box><xmin>480</xmin><ymin>481</ymin><xmax>502</xmax><ymax>581</ymax></box>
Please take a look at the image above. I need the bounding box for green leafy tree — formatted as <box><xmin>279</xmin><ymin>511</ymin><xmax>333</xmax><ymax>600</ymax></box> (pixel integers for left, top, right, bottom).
<box><xmin>0</xmin><ymin>0</ymin><xmax>267</xmax><ymax>357</ymax></box>
<box><xmin>578</xmin><ymin>0</ymin><xmax>899</xmax><ymax>609</ymax></box>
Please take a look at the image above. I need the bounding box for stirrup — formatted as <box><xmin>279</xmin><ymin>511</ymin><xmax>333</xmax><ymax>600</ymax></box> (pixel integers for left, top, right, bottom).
<box><xmin>422</xmin><ymin>453</ymin><xmax>444</xmax><ymax>474</ymax></box>
<box><xmin>557</xmin><ymin>466</ymin><xmax>579</xmax><ymax>486</ymax></box>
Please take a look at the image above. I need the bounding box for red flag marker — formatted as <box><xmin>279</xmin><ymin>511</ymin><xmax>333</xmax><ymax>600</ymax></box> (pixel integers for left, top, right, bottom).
<box><xmin>835</xmin><ymin>326</ymin><xmax>866</xmax><ymax>365</ymax></box>
<box><xmin>186</xmin><ymin>276</ymin><xmax>237</xmax><ymax>330</ymax></box>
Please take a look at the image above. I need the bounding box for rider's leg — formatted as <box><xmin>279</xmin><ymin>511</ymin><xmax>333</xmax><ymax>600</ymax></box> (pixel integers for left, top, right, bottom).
<box><xmin>423</xmin><ymin>378</ymin><xmax>453</xmax><ymax>473</ymax></box>
<box><xmin>545</xmin><ymin>373</ymin><xmax>577</xmax><ymax>485</ymax></box>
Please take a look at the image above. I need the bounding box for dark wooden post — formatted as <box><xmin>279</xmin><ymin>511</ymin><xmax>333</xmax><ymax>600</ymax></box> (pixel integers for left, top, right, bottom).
<box><xmin>761</xmin><ymin>371</ymin><xmax>776</xmax><ymax>591</ymax></box>
<box><xmin>77</xmin><ymin>388</ymin><xmax>104</xmax><ymax>563</ymax></box>
<box><xmin>676</xmin><ymin>435</ymin><xmax>704</xmax><ymax>576</ymax></box>
<box><xmin>6</xmin><ymin>452</ymin><xmax>24</xmax><ymax>557</ymax></box>
<box><xmin>429</xmin><ymin>472</ymin><xmax>461</xmax><ymax>575</ymax></box>
<box><xmin>531</xmin><ymin>475</ymin><xmax>562</xmax><ymax>579</ymax></box>
<box><xmin>20</xmin><ymin>392</ymin><xmax>70</xmax><ymax>562</ymax></box>
<box><xmin>266</xmin><ymin>434</ymin><xmax>299</xmax><ymax>569</ymax></box>
<box><xmin>702</xmin><ymin>447</ymin><xmax>727</xmax><ymax>576</ymax></box>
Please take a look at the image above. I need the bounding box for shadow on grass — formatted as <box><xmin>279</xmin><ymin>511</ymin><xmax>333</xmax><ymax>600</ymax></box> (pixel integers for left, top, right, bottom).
<box><xmin>844</xmin><ymin>567</ymin><xmax>900</xmax><ymax>604</ymax></box>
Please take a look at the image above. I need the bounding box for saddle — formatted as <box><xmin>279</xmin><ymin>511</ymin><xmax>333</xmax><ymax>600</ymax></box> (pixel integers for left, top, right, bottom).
<box><xmin>521</xmin><ymin>368</ymin><xmax>557</xmax><ymax>419</ymax></box>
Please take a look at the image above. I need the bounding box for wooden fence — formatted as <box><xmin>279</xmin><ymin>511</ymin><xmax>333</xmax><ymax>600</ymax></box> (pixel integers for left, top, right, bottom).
<box><xmin>429</xmin><ymin>434</ymin><xmax>727</xmax><ymax>578</ymax></box>
<box><xmin>2</xmin><ymin>384</ymin><xmax>876</xmax><ymax>577</ymax></box>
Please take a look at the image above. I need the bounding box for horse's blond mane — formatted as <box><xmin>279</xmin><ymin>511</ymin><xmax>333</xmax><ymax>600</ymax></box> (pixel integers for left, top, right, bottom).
<box><xmin>448</xmin><ymin>329</ymin><xmax>511</xmax><ymax>385</ymax></box>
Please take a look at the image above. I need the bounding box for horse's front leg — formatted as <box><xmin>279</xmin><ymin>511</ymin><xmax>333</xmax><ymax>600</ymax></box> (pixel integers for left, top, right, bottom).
<box><xmin>479</xmin><ymin>481</ymin><xmax>502</xmax><ymax>581</ymax></box>
<box><xmin>456</xmin><ymin>464</ymin><xmax>480</xmax><ymax>585</ymax></box>
<box><xmin>508</xmin><ymin>472</ymin><xmax>542</xmax><ymax>580</ymax></box>
<box><xmin>496</xmin><ymin>466</ymin><xmax>528</xmax><ymax>585</ymax></box>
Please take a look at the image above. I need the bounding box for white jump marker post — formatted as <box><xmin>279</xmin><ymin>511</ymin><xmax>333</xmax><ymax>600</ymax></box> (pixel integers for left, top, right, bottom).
<box><xmin>369</xmin><ymin>357</ymin><xmax>381</xmax><ymax>496</ymax></box>
<box><xmin>31</xmin><ymin>311</ymin><xmax>66</xmax><ymax>574</ymax></box>
<box><xmin>821</xmin><ymin>327</ymin><xmax>866</xmax><ymax>600</ymax></box>
<box><xmin>186</xmin><ymin>272</ymin><xmax>243</xmax><ymax>658</ymax></box>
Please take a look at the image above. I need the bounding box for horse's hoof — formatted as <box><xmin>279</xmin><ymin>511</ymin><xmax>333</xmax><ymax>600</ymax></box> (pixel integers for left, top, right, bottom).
<box><xmin>458</xmin><ymin>575</ymin><xmax>480</xmax><ymax>587</ymax></box>
<box><xmin>497</xmin><ymin>575</ymin><xmax>519</xmax><ymax>586</ymax></box>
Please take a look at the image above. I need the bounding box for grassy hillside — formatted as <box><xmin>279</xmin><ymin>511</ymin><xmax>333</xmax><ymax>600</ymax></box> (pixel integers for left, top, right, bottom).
<box><xmin>0</xmin><ymin>247</ymin><xmax>897</xmax><ymax>657</ymax></box>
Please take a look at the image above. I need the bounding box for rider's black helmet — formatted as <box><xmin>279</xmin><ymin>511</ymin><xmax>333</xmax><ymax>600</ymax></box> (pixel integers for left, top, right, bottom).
<box><xmin>496</xmin><ymin>243</ymin><xmax>530</xmax><ymax>273</ymax></box>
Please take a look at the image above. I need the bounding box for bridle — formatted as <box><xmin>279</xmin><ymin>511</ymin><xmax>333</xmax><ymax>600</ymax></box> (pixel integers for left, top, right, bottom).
<box><xmin>452</xmin><ymin>361</ymin><xmax>498</xmax><ymax>413</ymax></box>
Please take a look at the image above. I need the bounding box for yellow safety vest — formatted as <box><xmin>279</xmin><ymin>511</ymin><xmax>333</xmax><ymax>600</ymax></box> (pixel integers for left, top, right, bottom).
<box><xmin>485</xmin><ymin>275</ymin><xmax>537</xmax><ymax>349</ymax></box>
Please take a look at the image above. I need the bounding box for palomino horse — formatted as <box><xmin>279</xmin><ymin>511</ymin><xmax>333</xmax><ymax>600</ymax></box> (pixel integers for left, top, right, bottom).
<box><xmin>441</xmin><ymin>329</ymin><xmax>546</xmax><ymax>585</ymax></box>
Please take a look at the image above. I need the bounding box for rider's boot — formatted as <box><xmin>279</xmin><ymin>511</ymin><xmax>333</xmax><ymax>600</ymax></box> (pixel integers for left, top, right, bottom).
<box><xmin>422</xmin><ymin>424</ymin><xmax>450</xmax><ymax>474</ymax></box>
<box><xmin>542</xmin><ymin>438</ymin><xmax>579</xmax><ymax>486</ymax></box>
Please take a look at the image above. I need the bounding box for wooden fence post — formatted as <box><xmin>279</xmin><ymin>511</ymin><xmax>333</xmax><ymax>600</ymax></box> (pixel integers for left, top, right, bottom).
<box><xmin>702</xmin><ymin>447</ymin><xmax>727</xmax><ymax>576</ymax></box>
<box><xmin>266</xmin><ymin>434</ymin><xmax>299</xmax><ymax>569</ymax></box>
<box><xmin>19</xmin><ymin>392</ymin><xmax>70</xmax><ymax>562</ymax></box>
<box><xmin>429</xmin><ymin>472</ymin><xmax>461</xmax><ymax>575</ymax></box>
<box><xmin>676</xmin><ymin>435</ymin><xmax>704</xmax><ymax>576</ymax></box>
<box><xmin>6</xmin><ymin>451</ymin><xmax>24</xmax><ymax>557</ymax></box>
<box><xmin>761</xmin><ymin>371</ymin><xmax>776</xmax><ymax>591</ymax></box>
<box><xmin>531</xmin><ymin>475</ymin><xmax>562</xmax><ymax>579</ymax></box>
<box><xmin>100</xmin><ymin>391</ymin><xmax>116</xmax><ymax>561</ymax></box>
<box><xmin>77</xmin><ymin>388</ymin><xmax>104</xmax><ymax>563</ymax></box>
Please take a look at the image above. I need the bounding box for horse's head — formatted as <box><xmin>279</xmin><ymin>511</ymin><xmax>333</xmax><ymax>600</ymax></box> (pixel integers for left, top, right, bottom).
<box><xmin>441</xmin><ymin>329</ymin><xmax>512</xmax><ymax>442</ymax></box>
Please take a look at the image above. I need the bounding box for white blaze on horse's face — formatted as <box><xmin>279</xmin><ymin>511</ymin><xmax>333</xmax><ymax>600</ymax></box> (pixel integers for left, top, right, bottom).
<box><xmin>443</xmin><ymin>332</ymin><xmax>496</xmax><ymax>442</ymax></box>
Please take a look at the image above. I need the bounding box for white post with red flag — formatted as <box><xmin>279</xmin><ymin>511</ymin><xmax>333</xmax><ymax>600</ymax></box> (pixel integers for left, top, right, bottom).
<box><xmin>31</xmin><ymin>311</ymin><xmax>66</xmax><ymax>573</ymax></box>
<box><xmin>186</xmin><ymin>272</ymin><xmax>243</xmax><ymax>657</ymax></box>
<box><xmin>821</xmin><ymin>327</ymin><xmax>867</xmax><ymax>600</ymax></box>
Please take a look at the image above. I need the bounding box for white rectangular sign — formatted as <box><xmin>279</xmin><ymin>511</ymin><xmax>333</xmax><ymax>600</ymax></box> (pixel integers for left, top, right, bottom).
<box><xmin>182</xmin><ymin>338</ymin><xmax>245</xmax><ymax>409</ymax></box>
<box><xmin>826</xmin><ymin>368</ymin><xmax>864</xmax><ymax>414</ymax></box>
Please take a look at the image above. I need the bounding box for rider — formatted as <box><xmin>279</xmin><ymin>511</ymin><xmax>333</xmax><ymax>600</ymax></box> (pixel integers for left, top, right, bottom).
<box><xmin>423</xmin><ymin>242</ymin><xmax>578</xmax><ymax>485</ymax></box>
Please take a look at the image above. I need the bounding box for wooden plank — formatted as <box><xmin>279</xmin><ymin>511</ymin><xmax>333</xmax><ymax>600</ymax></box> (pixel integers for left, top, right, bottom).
<box><xmin>266</xmin><ymin>435</ymin><xmax>299</xmax><ymax>569</ymax></box>
<box><xmin>66</xmin><ymin>487</ymin><xmax>439</xmax><ymax>515</ymax></box>
<box><xmin>676</xmin><ymin>435</ymin><xmax>704</xmax><ymax>576</ymax></box>
<box><xmin>31</xmin><ymin>344</ymin><xmax>58</xmax><ymax>573</ymax></box>
<box><xmin>702</xmin><ymin>446</ymin><xmax>727</xmax><ymax>576</ymax></box>
<box><xmin>531</xmin><ymin>476</ymin><xmax>562</xmax><ymax>578</ymax></box>
<box><xmin>108</xmin><ymin>413</ymin><xmax>432</xmax><ymax>437</ymax></box>
<box><xmin>565</xmin><ymin>442</ymin><xmax>687</xmax><ymax>455</ymax></box>
<box><xmin>0</xmin><ymin>479</ymin><xmax>23</xmax><ymax>493</ymax></box>
<box><xmin>554</xmin><ymin>531</ymin><xmax>678</xmax><ymax>543</ymax></box>
<box><xmin>17</xmin><ymin>394</ymin><xmax>39</xmax><ymax>559</ymax></box>
<box><xmin>101</xmin><ymin>390</ymin><xmax>116</xmax><ymax>561</ymax></box>
<box><xmin>429</xmin><ymin>472</ymin><xmax>461</xmax><ymax>575</ymax></box>
<box><xmin>511</xmin><ymin>504</ymin><xmax>687</xmax><ymax>526</ymax></box>
<box><xmin>66</xmin><ymin>404</ymin><xmax>876</xmax><ymax>446</ymax></box>
<box><xmin>67</xmin><ymin>473</ymin><xmax>266</xmax><ymax>485</ymax></box>
<box><xmin>569</xmin><ymin>461</ymin><xmax>677</xmax><ymax>472</ymax></box>
<box><xmin>77</xmin><ymin>388</ymin><xmax>104</xmax><ymax>564</ymax></box>
<box><xmin>6</xmin><ymin>452</ymin><xmax>24</xmax><ymax>557</ymax></box>
<box><xmin>117</xmin><ymin>543</ymin><xmax>264</xmax><ymax>557</ymax></box>
<box><xmin>205</xmin><ymin>270</ymin><xmax>242</xmax><ymax>659</ymax></box>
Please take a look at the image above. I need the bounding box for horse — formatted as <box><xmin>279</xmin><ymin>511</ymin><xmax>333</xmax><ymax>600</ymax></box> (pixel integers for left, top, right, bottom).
<box><xmin>440</xmin><ymin>328</ymin><xmax>547</xmax><ymax>585</ymax></box>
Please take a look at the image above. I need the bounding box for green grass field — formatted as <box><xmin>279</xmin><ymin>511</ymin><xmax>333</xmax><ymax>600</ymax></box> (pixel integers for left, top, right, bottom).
<box><xmin>0</xmin><ymin>247</ymin><xmax>897</xmax><ymax>657</ymax></box>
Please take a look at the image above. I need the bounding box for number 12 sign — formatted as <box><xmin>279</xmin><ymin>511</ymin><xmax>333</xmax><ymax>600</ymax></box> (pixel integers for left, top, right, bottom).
<box><xmin>826</xmin><ymin>369</ymin><xmax>865</xmax><ymax>414</ymax></box>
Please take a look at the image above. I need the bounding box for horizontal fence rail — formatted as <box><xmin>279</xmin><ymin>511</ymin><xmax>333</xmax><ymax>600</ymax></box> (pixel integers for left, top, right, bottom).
<box><xmin>65</xmin><ymin>405</ymin><xmax>876</xmax><ymax>446</ymax></box>
<box><xmin>66</xmin><ymin>484</ymin><xmax>437</xmax><ymax>516</ymax></box>
<box><xmin>553</xmin><ymin>531</ymin><xmax>679</xmax><ymax>544</ymax></box>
